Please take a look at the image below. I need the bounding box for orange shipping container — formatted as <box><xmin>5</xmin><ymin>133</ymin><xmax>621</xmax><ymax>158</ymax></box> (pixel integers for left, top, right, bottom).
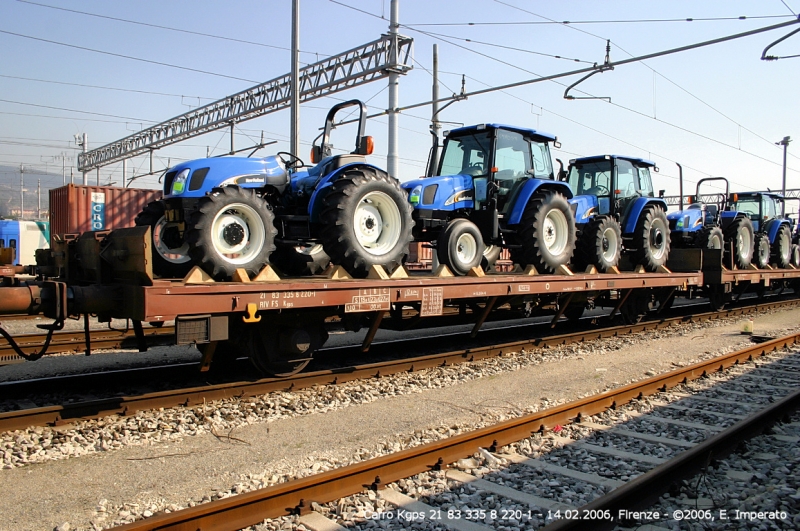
<box><xmin>49</xmin><ymin>184</ymin><xmax>161</xmax><ymax>239</ymax></box>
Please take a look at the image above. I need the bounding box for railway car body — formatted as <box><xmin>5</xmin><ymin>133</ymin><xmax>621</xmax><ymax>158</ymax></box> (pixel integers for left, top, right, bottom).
<box><xmin>0</xmin><ymin>220</ymin><xmax>49</xmax><ymax>266</ymax></box>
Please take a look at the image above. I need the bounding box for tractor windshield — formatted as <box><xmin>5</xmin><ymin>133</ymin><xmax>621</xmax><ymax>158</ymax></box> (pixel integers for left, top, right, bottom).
<box><xmin>567</xmin><ymin>160</ymin><xmax>612</xmax><ymax>196</ymax></box>
<box><xmin>438</xmin><ymin>131</ymin><xmax>492</xmax><ymax>177</ymax></box>
<box><xmin>732</xmin><ymin>196</ymin><xmax>762</xmax><ymax>219</ymax></box>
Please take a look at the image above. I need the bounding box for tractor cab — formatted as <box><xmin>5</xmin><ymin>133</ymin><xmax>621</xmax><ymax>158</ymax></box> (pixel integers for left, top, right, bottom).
<box><xmin>402</xmin><ymin>124</ymin><xmax>575</xmax><ymax>276</ymax></box>
<box><xmin>729</xmin><ymin>192</ymin><xmax>783</xmax><ymax>233</ymax></box>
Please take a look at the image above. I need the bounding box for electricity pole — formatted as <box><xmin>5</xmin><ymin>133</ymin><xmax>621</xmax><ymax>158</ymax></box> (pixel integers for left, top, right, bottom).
<box><xmin>19</xmin><ymin>164</ymin><xmax>24</xmax><ymax>220</ymax></box>
<box><xmin>778</xmin><ymin>136</ymin><xmax>791</xmax><ymax>216</ymax></box>
<box><xmin>290</xmin><ymin>0</ymin><xmax>300</xmax><ymax>157</ymax></box>
<box><xmin>75</xmin><ymin>133</ymin><xmax>88</xmax><ymax>185</ymax></box>
<box><xmin>387</xmin><ymin>0</ymin><xmax>399</xmax><ymax>179</ymax></box>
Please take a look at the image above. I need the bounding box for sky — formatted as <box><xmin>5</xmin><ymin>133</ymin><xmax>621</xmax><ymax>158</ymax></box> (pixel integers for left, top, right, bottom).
<box><xmin>1</xmin><ymin>0</ymin><xmax>799</xmax><ymax>209</ymax></box>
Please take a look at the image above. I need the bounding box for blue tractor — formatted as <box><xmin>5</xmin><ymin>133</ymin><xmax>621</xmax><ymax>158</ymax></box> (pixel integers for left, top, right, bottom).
<box><xmin>135</xmin><ymin>100</ymin><xmax>413</xmax><ymax>280</ymax></box>
<box><xmin>728</xmin><ymin>191</ymin><xmax>793</xmax><ymax>269</ymax></box>
<box><xmin>566</xmin><ymin>155</ymin><xmax>669</xmax><ymax>272</ymax></box>
<box><xmin>401</xmin><ymin>124</ymin><xmax>576</xmax><ymax>275</ymax></box>
<box><xmin>667</xmin><ymin>177</ymin><xmax>754</xmax><ymax>269</ymax></box>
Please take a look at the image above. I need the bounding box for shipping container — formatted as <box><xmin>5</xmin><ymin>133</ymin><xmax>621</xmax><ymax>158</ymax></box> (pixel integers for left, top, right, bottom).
<box><xmin>0</xmin><ymin>220</ymin><xmax>49</xmax><ymax>265</ymax></box>
<box><xmin>49</xmin><ymin>184</ymin><xmax>161</xmax><ymax>240</ymax></box>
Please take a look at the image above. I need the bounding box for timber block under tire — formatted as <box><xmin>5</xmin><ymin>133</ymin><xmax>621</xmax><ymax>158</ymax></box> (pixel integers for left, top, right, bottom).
<box><xmin>510</xmin><ymin>190</ymin><xmax>576</xmax><ymax>274</ymax></box>
<box><xmin>630</xmin><ymin>206</ymin><xmax>670</xmax><ymax>272</ymax></box>
<box><xmin>319</xmin><ymin>167</ymin><xmax>413</xmax><ymax>278</ymax></box>
<box><xmin>135</xmin><ymin>200</ymin><xmax>193</xmax><ymax>278</ymax></box>
<box><xmin>723</xmin><ymin>216</ymin><xmax>754</xmax><ymax>269</ymax></box>
<box><xmin>574</xmin><ymin>215</ymin><xmax>621</xmax><ymax>273</ymax></box>
<box><xmin>185</xmin><ymin>186</ymin><xmax>277</xmax><ymax>281</ymax></box>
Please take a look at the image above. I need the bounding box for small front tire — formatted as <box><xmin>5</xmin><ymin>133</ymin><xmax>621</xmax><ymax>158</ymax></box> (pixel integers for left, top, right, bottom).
<box><xmin>574</xmin><ymin>216</ymin><xmax>621</xmax><ymax>273</ymax></box>
<box><xmin>437</xmin><ymin>219</ymin><xmax>485</xmax><ymax>276</ymax></box>
<box><xmin>135</xmin><ymin>200</ymin><xmax>193</xmax><ymax>278</ymax></box>
<box><xmin>753</xmin><ymin>233</ymin><xmax>770</xmax><ymax>269</ymax></box>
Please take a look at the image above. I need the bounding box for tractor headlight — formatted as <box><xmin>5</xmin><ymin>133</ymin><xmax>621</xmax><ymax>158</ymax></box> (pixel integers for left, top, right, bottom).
<box><xmin>409</xmin><ymin>185</ymin><xmax>422</xmax><ymax>206</ymax></box>
<box><xmin>171</xmin><ymin>169</ymin><xmax>190</xmax><ymax>195</ymax></box>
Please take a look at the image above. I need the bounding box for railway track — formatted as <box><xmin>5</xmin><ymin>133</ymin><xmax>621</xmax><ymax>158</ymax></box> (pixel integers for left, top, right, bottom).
<box><xmin>1</xmin><ymin>298</ymin><xmax>798</xmax><ymax>434</ymax></box>
<box><xmin>105</xmin><ymin>332</ymin><xmax>800</xmax><ymax>531</ymax></box>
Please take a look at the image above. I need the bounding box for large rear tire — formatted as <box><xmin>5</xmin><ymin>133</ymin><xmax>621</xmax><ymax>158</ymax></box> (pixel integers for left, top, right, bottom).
<box><xmin>270</xmin><ymin>243</ymin><xmax>330</xmax><ymax>276</ymax></box>
<box><xmin>753</xmin><ymin>232</ymin><xmax>770</xmax><ymax>269</ymax></box>
<box><xmin>510</xmin><ymin>191</ymin><xmax>576</xmax><ymax>274</ymax></box>
<box><xmin>630</xmin><ymin>206</ymin><xmax>670</xmax><ymax>272</ymax></box>
<box><xmin>771</xmin><ymin>224</ymin><xmax>792</xmax><ymax>268</ymax></box>
<box><xmin>437</xmin><ymin>219</ymin><xmax>485</xmax><ymax>276</ymax></box>
<box><xmin>723</xmin><ymin>216</ymin><xmax>754</xmax><ymax>269</ymax></box>
<box><xmin>319</xmin><ymin>168</ymin><xmax>413</xmax><ymax>278</ymax></box>
<box><xmin>574</xmin><ymin>215</ymin><xmax>621</xmax><ymax>273</ymax></box>
<box><xmin>185</xmin><ymin>187</ymin><xmax>276</xmax><ymax>280</ymax></box>
<box><xmin>135</xmin><ymin>201</ymin><xmax>193</xmax><ymax>278</ymax></box>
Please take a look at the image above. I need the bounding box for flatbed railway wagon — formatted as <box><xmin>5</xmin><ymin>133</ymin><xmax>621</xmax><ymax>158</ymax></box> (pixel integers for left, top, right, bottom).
<box><xmin>1</xmin><ymin>227</ymin><xmax>800</xmax><ymax>376</ymax></box>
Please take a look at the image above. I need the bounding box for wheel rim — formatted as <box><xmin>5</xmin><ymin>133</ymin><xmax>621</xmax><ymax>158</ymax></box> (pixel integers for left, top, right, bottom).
<box><xmin>737</xmin><ymin>228</ymin><xmax>752</xmax><ymax>260</ymax></box>
<box><xmin>648</xmin><ymin>218</ymin><xmax>667</xmax><ymax>260</ymax></box>
<box><xmin>600</xmin><ymin>226</ymin><xmax>618</xmax><ymax>262</ymax></box>
<box><xmin>153</xmin><ymin>216</ymin><xmax>191</xmax><ymax>264</ymax></box>
<box><xmin>542</xmin><ymin>209</ymin><xmax>569</xmax><ymax>255</ymax></box>
<box><xmin>210</xmin><ymin>203</ymin><xmax>266</xmax><ymax>265</ymax></box>
<box><xmin>295</xmin><ymin>243</ymin><xmax>324</xmax><ymax>256</ymax></box>
<box><xmin>483</xmin><ymin>245</ymin><xmax>497</xmax><ymax>258</ymax></box>
<box><xmin>708</xmin><ymin>233</ymin><xmax>723</xmax><ymax>250</ymax></box>
<box><xmin>455</xmin><ymin>232</ymin><xmax>478</xmax><ymax>265</ymax></box>
<box><xmin>353</xmin><ymin>191</ymin><xmax>402</xmax><ymax>256</ymax></box>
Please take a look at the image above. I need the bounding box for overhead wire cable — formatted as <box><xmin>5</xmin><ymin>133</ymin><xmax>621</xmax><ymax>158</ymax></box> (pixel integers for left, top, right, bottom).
<box><xmin>404</xmin><ymin>14</ymin><xmax>794</xmax><ymax>26</ymax></box>
<box><xmin>0</xmin><ymin>74</ymin><xmax>215</xmax><ymax>101</ymax></box>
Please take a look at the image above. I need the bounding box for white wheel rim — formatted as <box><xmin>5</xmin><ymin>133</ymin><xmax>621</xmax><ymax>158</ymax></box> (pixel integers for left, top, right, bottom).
<box><xmin>455</xmin><ymin>232</ymin><xmax>478</xmax><ymax>265</ymax></box>
<box><xmin>354</xmin><ymin>191</ymin><xmax>402</xmax><ymax>256</ymax></box>
<box><xmin>542</xmin><ymin>209</ymin><xmax>569</xmax><ymax>255</ymax></box>
<box><xmin>708</xmin><ymin>233</ymin><xmax>722</xmax><ymax>250</ymax></box>
<box><xmin>295</xmin><ymin>243</ymin><xmax>324</xmax><ymax>256</ymax></box>
<box><xmin>211</xmin><ymin>203</ymin><xmax>266</xmax><ymax>265</ymax></box>
<box><xmin>601</xmin><ymin>226</ymin><xmax>618</xmax><ymax>262</ymax></box>
<box><xmin>154</xmin><ymin>216</ymin><xmax>191</xmax><ymax>264</ymax></box>
<box><xmin>648</xmin><ymin>218</ymin><xmax>667</xmax><ymax>260</ymax></box>
<box><xmin>737</xmin><ymin>228</ymin><xmax>752</xmax><ymax>259</ymax></box>
<box><xmin>483</xmin><ymin>245</ymin><xmax>497</xmax><ymax>258</ymax></box>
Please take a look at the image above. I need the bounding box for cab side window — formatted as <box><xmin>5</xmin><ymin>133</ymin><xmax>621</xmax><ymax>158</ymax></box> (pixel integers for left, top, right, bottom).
<box><xmin>615</xmin><ymin>159</ymin><xmax>637</xmax><ymax>198</ymax></box>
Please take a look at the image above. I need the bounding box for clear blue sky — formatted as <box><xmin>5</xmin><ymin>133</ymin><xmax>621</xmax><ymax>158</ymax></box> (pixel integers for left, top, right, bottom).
<box><xmin>1</xmin><ymin>0</ymin><xmax>798</xmax><ymax>205</ymax></box>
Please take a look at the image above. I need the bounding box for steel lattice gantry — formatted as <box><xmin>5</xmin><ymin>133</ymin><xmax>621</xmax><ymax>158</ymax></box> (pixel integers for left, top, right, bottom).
<box><xmin>663</xmin><ymin>188</ymin><xmax>800</xmax><ymax>207</ymax></box>
<box><xmin>78</xmin><ymin>34</ymin><xmax>413</xmax><ymax>172</ymax></box>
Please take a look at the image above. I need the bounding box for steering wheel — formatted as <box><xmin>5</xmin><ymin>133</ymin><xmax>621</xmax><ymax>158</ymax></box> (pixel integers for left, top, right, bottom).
<box><xmin>276</xmin><ymin>151</ymin><xmax>305</xmax><ymax>170</ymax></box>
<box><xmin>594</xmin><ymin>185</ymin><xmax>609</xmax><ymax>194</ymax></box>
<box><xmin>464</xmin><ymin>164</ymin><xmax>484</xmax><ymax>176</ymax></box>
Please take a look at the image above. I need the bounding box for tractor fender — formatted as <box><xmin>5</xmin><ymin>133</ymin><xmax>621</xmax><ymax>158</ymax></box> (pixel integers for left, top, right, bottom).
<box><xmin>307</xmin><ymin>162</ymin><xmax>386</xmax><ymax>223</ymax></box>
<box><xmin>507</xmin><ymin>180</ymin><xmax>573</xmax><ymax>225</ymax></box>
<box><xmin>764</xmin><ymin>218</ymin><xmax>791</xmax><ymax>243</ymax></box>
<box><xmin>719</xmin><ymin>211</ymin><xmax>746</xmax><ymax>231</ymax></box>
<box><xmin>621</xmin><ymin>198</ymin><xmax>668</xmax><ymax>235</ymax></box>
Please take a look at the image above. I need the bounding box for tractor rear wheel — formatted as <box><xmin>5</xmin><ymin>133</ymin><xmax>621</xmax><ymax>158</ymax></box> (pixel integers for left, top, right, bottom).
<box><xmin>791</xmin><ymin>244</ymin><xmax>800</xmax><ymax>267</ymax></box>
<box><xmin>270</xmin><ymin>243</ymin><xmax>330</xmax><ymax>276</ymax></box>
<box><xmin>696</xmin><ymin>226</ymin><xmax>724</xmax><ymax>250</ymax></box>
<box><xmin>319</xmin><ymin>168</ymin><xmax>413</xmax><ymax>278</ymax></box>
<box><xmin>437</xmin><ymin>219</ymin><xmax>485</xmax><ymax>276</ymax></box>
<box><xmin>723</xmin><ymin>216</ymin><xmax>754</xmax><ymax>269</ymax></box>
<box><xmin>771</xmin><ymin>224</ymin><xmax>792</xmax><ymax>268</ymax></box>
<box><xmin>510</xmin><ymin>190</ymin><xmax>576</xmax><ymax>274</ymax></box>
<box><xmin>185</xmin><ymin>186</ymin><xmax>276</xmax><ymax>280</ymax></box>
<box><xmin>630</xmin><ymin>206</ymin><xmax>670</xmax><ymax>272</ymax></box>
<box><xmin>135</xmin><ymin>201</ymin><xmax>193</xmax><ymax>278</ymax></box>
<box><xmin>575</xmin><ymin>215</ymin><xmax>621</xmax><ymax>273</ymax></box>
<box><xmin>753</xmin><ymin>232</ymin><xmax>770</xmax><ymax>269</ymax></box>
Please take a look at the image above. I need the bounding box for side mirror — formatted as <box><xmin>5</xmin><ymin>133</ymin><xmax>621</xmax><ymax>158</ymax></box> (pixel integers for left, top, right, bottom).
<box><xmin>659</xmin><ymin>190</ymin><xmax>665</xmax><ymax>198</ymax></box>
<box><xmin>310</xmin><ymin>146</ymin><xmax>322</xmax><ymax>164</ymax></box>
<box><xmin>356</xmin><ymin>136</ymin><xmax>374</xmax><ymax>156</ymax></box>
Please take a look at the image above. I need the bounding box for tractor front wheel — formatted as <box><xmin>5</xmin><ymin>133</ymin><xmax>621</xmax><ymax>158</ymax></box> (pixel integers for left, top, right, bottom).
<box><xmin>696</xmin><ymin>226</ymin><xmax>724</xmax><ymax>250</ymax></box>
<box><xmin>319</xmin><ymin>168</ymin><xmax>413</xmax><ymax>278</ymax></box>
<box><xmin>575</xmin><ymin>215</ymin><xmax>621</xmax><ymax>273</ymax></box>
<box><xmin>135</xmin><ymin>200</ymin><xmax>193</xmax><ymax>278</ymax></box>
<box><xmin>185</xmin><ymin>187</ymin><xmax>276</xmax><ymax>280</ymax></box>
<box><xmin>511</xmin><ymin>191</ymin><xmax>576</xmax><ymax>274</ymax></box>
<box><xmin>630</xmin><ymin>206</ymin><xmax>670</xmax><ymax>272</ymax></box>
<box><xmin>753</xmin><ymin>233</ymin><xmax>770</xmax><ymax>269</ymax></box>
<box><xmin>437</xmin><ymin>219</ymin><xmax>485</xmax><ymax>275</ymax></box>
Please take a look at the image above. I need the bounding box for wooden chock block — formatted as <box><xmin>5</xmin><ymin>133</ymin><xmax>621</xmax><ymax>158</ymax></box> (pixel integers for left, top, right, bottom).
<box><xmin>584</xmin><ymin>265</ymin><xmax>598</xmax><ymax>275</ymax></box>
<box><xmin>633</xmin><ymin>265</ymin><xmax>646</xmax><ymax>274</ymax></box>
<box><xmin>183</xmin><ymin>266</ymin><xmax>215</xmax><ymax>284</ymax></box>
<box><xmin>748</xmin><ymin>263</ymin><xmax>759</xmax><ymax>270</ymax></box>
<box><xmin>523</xmin><ymin>265</ymin><xmax>539</xmax><ymax>276</ymax></box>
<box><xmin>232</xmin><ymin>268</ymin><xmax>251</xmax><ymax>283</ymax></box>
<box><xmin>389</xmin><ymin>265</ymin><xmax>409</xmax><ymax>279</ymax></box>
<box><xmin>433</xmin><ymin>264</ymin><xmax>454</xmax><ymax>277</ymax></box>
<box><xmin>555</xmin><ymin>264</ymin><xmax>574</xmax><ymax>276</ymax></box>
<box><xmin>608</xmin><ymin>265</ymin><xmax>621</xmax><ymax>274</ymax></box>
<box><xmin>656</xmin><ymin>265</ymin><xmax>672</xmax><ymax>274</ymax></box>
<box><xmin>254</xmin><ymin>264</ymin><xmax>281</xmax><ymax>282</ymax></box>
<box><xmin>327</xmin><ymin>265</ymin><xmax>353</xmax><ymax>280</ymax></box>
<box><xmin>367</xmin><ymin>265</ymin><xmax>390</xmax><ymax>280</ymax></box>
<box><xmin>467</xmin><ymin>266</ymin><xmax>485</xmax><ymax>278</ymax></box>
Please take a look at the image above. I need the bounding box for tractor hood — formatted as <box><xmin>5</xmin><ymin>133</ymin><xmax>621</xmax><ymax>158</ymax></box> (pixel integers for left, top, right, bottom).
<box><xmin>402</xmin><ymin>174</ymin><xmax>475</xmax><ymax>210</ymax></box>
<box><xmin>163</xmin><ymin>156</ymin><xmax>288</xmax><ymax>199</ymax></box>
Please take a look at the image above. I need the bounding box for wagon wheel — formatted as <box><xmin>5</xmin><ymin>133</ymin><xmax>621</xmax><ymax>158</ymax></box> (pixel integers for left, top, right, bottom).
<box><xmin>245</xmin><ymin>319</ymin><xmax>328</xmax><ymax>377</ymax></box>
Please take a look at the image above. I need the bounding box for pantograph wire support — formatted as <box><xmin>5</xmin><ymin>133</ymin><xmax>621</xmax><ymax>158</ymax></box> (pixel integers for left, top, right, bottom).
<box><xmin>761</xmin><ymin>20</ymin><xmax>800</xmax><ymax>60</ymax></box>
<box><xmin>564</xmin><ymin>40</ymin><xmax>614</xmax><ymax>102</ymax></box>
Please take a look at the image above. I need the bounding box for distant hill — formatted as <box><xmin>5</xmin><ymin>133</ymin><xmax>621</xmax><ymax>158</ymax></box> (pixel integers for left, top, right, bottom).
<box><xmin>0</xmin><ymin>165</ymin><xmax>59</xmax><ymax>219</ymax></box>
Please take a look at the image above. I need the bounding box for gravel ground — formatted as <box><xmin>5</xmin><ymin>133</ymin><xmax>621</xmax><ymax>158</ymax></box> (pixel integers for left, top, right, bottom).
<box><xmin>1</xmin><ymin>307</ymin><xmax>800</xmax><ymax>530</ymax></box>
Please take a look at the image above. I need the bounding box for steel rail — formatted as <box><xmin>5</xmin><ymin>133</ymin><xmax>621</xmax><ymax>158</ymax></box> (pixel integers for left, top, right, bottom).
<box><xmin>1</xmin><ymin>298</ymin><xmax>797</xmax><ymax>432</ymax></box>
<box><xmin>0</xmin><ymin>326</ymin><xmax>175</xmax><ymax>364</ymax></box>
<box><xmin>107</xmin><ymin>332</ymin><xmax>800</xmax><ymax>531</ymax></box>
